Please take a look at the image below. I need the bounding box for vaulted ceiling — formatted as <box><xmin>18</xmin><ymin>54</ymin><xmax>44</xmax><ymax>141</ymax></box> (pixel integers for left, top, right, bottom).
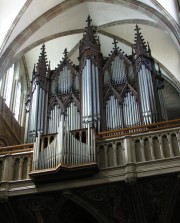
<box><xmin>0</xmin><ymin>0</ymin><xmax>179</xmax><ymax>89</ymax></box>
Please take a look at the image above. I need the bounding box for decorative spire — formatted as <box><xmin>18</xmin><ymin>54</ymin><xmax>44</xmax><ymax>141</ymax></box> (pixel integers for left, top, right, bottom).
<box><xmin>47</xmin><ymin>61</ymin><xmax>51</xmax><ymax>77</ymax></box>
<box><xmin>36</xmin><ymin>44</ymin><xmax>48</xmax><ymax>75</ymax></box>
<box><xmin>80</xmin><ymin>15</ymin><xmax>100</xmax><ymax>49</ymax></box>
<box><xmin>32</xmin><ymin>64</ymin><xmax>36</xmax><ymax>76</ymax></box>
<box><xmin>134</xmin><ymin>25</ymin><xmax>147</xmax><ymax>57</ymax></box>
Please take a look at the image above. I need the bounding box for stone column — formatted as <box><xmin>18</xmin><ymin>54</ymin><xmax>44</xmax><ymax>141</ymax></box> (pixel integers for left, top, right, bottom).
<box><xmin>2</xmin><ymin>155</ymin><xmax>14</xmax><ymax>181</ymax></box>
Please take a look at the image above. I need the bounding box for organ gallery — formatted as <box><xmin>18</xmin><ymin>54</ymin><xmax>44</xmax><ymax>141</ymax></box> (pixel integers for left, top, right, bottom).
<box><xmin>26</xmin><ymin>16</ymin><xmax>167</xmax><ymax>171</ymax></box>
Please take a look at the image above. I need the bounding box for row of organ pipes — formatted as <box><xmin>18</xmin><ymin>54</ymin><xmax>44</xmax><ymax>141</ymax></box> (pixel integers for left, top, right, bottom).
<box><xmin>27</xmin><ymin>19</ymin><xmax>168</xmax><ymax>170</ymax></box>
<box><xmin>48</xmin><ymin>103</ymin><xmax>80</xmax><ymax>134</ymax></box>
<box><xmin>105</xmin><ymin>93</ymin><xmax>140</xmax><ymax>130</ymax></box>
<box><xmin>58</xmin><ymin>65</ymin><xmax>73</xmax><ymax>94</ymax></box>
<box><xmin>51</xmin><ymin>66</ymin><xmax>79</xmax><ymax>96</ymax></box>
<box><xmin>138</xmin><ymin>64</ymin><xmax>157</xmax><ymax>124</ymax></box>
<box><xmin>82</xmin><ymin>59</ymin><xmax>100</xmax><ymax>131</ymax></box>
<box><xmin>111</xmin><ymin>56</ymin><xmax>126</xmax><ymax>83</ymax></box>
<box><xmin>33</xmin><ymin>122</ymin><xmax>96</xmax><ymax>170</ymax></box>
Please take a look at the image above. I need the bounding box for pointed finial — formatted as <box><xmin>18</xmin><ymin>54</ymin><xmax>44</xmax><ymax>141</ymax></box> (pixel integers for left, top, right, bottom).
<box><xmin>112</xmin><ymin>39</ymin><xmax>118</xmax><ymax>50</ymax></box>
<box><xmin>134</xmin><ymin>24</ymin><xmax>140</xmax><ymax>32</ymax></box>
<box><xmin>147</xmin><ymin>42</ymin><xmax>151</xmax><ymax>55</ymax></box>
<box><xmin>63</xmin><ymin>48</ymin><xmax>68</xmax><ymax>58</ymax></box>
<box><xmin>86</xmin><ymin>15</ymin><xmax>92</xmax><ymax>26</ymax></box>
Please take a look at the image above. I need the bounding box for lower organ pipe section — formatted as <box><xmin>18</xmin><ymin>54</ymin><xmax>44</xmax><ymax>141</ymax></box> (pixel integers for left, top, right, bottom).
<box><xmin>65</xmin><ymin>102</ymin><xmax>80</xmax><ymax>131</ymax></box>
<box><xmin>28</xmin><ymin>84</ymin><xmax>46</xmax><ymax>142</ymax></box>
<box><xmin>48</xmin><ymin>103</ymin><xmax>80</xmax><ymax>134</ymax></box>
<box><xmin>123</xmin><ymin>92</ymin><xmax>140</xmax><ymax>127</ymax></box>
<box><xmin>106</xmin><ymin>96</ymin><xmax>122</xmax><ymax>130</ymax></box>
<box><xmin>32</xmin><ymin>124</ymin><xmax>96</xmax><ymax>170</ymax></box>
<box><xmin>106</xmin><ymin>94</ymin><xmax>140</xmax><ymax>130</ymax></box>
<box><xmin>138</xmin><ymin>65</ymin><xmax>157</xmax><ymax>124</ymax></box>
<box><xmin>48</xmin><ymin>106</ymin><xmax>61</xmax><ymax>134</ymax></box>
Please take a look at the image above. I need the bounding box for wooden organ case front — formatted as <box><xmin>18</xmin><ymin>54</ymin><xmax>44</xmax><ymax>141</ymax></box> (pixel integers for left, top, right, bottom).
<box><xmin>27</xmin><ymin>17</ymin><xmax>167</xmax><ymax>179</ymax></box>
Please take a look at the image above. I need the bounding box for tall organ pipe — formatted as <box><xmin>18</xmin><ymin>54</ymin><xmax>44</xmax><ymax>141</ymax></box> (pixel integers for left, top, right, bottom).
<box><xmin>95</xmin><ymin>66</ymin><xmax>100</xmax><ymax>119</ymax></box>
<box><xmin>139</xmin><ymin>69</ymin><xmax>149</xmax><ymax>124</ymax></box>
<box><xmin>92</xmin><ymin>63</ymin><xmax>97</xmax><ymax>120</ymax></box>
<box><xmin>34</xmin><ymin>84</ymin><xmax>40</xmax><ymax>136</ymax></box>
<box><xmin>143</xmin><ymin>66</ymin><xmax>153</xmax><ymax>121</ymax></box>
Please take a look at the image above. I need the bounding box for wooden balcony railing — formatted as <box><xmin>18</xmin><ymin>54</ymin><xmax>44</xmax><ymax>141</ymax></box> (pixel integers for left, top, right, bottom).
<box><xmin>97</xmin><ymin>119</ymin><xmax>180</xmax><ymax>140</ymax></box>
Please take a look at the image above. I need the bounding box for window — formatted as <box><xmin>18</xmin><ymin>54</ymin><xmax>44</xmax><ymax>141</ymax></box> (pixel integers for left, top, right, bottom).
<box><xmin>14</xmin><ymin>81</ymin><xmax>21</xmax><ymax>120</ymax></box>
<box><xmin>4</xmin><ymin>64</ymin><xmax>14</xmax><ymax>106</ymax></box>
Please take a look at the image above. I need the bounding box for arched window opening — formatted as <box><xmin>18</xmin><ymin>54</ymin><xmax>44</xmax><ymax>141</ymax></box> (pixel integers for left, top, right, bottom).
<box><xmin>4</xmin><ymin>65</ymin><xmax>14</xmax><ymax>106</ymax></box>
<box><xmin>44</xmin><ymin>137</ymin><xmax>48</xmax><ymax>149</ymax></box>
<box><xmin>14</xmin><ymin>81</ymin><xmax>21</xmax><ymax>121</ymax></box>
<box><xmin>82</xmin><ymin>131</ymin><xmax>86</xmax><ymax>143</ymax></box>
<box><xmin>75</xmin><ymin>132</ymin><xmax>80</xmax><ymax>140</ymax></box>
<box><xmin>50</xmin><ymin>136</ymin><xmax>54</xmax><ymax>143</ymax></box>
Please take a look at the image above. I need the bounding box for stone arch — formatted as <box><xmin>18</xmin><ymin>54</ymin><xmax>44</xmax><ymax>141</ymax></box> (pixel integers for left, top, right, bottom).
<box><xmin>49</xmin><ymin>191</ymin><xmax>111</xmax><ymax>223</ymax></box>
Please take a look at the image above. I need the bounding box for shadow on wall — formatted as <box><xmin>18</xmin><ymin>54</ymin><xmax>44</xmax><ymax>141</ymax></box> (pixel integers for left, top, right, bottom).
<box><xmin>0</xmin><ymin>137</ymin><xmax>8</xmax><ymax>147</ymax></box>
<box><xmin>163</xmin><ymin>80</ymin><xmax>180</xmax><ymax>120</ymax></box>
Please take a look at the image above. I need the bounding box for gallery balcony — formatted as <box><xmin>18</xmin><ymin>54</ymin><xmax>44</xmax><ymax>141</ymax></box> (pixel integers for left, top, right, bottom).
<box><xmin>0</xmin><ymin>119</ymin><xmax>180</xmax><ymax>195</ymax></box>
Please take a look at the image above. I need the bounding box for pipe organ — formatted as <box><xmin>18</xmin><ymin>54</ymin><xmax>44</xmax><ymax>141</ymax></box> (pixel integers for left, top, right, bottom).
<box><xmin>26</xmin><ymin>16</ymin><xmax>167</xmax><ymax>170</ymax></box>
<box><xmin>81</xmin><ymin>59</ymin><xmax>101</xmax><ymax>130</ymax></box>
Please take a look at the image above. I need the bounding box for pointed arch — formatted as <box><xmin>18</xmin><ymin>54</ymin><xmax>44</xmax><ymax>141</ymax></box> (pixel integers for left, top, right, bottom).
<box><xmin>49</xmin><ymin>191</ymin><xmax>112</xmax><ymax>223</ymax></box>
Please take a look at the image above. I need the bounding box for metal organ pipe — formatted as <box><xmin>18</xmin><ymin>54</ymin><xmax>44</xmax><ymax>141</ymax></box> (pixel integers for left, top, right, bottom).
<box><xmin>129</xmin><ymin>94</ymin><xmax>133</xmax><ymax>126</ymax></box>
<box><xmin>119</xmin><ymin>59</ymin><xmax>123</xmax><ymax>83</ymax></box>
<box><xmin>110</xmin><ymin>99</ymin><xmax>113</xmax><ymax>129</ymax></box>
<box><xmin>106</xmin><ymin>96</ymin><xmax>124</xmax><ymax>130</ymax></box>
<box><xmin>147</xmin><ymin>68</ymin><xmax>157</xmax><ymax>122</ymax></box>
<box><xmin>116</xmin><ymin>57</ymin><xmax>120</xmax><ymax>83</ymax></box>
<box><xmin>40</xmin><ymin>89</ymin><xmax>45</xmax><ymax>131</ymax></box>
<box><xmin>141</xmin><ymin>68</ymin><xmax>150</xmax><ymax>114</ymax></box>
<box><xmin>115</xmin><ymin>56</ymin><xmax>118</xmax><ymax>82</ymax></box>
<box><xmin>88</xmin><ymin>59</ymin><xmax>92</xmax><ymax>118</ymax></box>
<box><xmin>138</xmin><ymin>70</ymin><xmax>145</xmax><ymax>117</ymax></box>
<box><xmin>112</xmin><ymin>96</ymin><xmax>116</xmax><ymax>129</ymax></box>
<box><xmin>95</xmin><ymin>66</ymin><xmax>100</xmax><ymax>124</ymax></box>
<box><xmin>143</xmin><ymin>65</ymin><xmax>153</xmax><ymax>122</ymax></box>
<box><xmin>38</xmin><ymin>88</ymin><xmax>42</xmax><ymax>132</ymax></box>
<box><xmin>110</xmin><ymin>96</ymin><xmax>114</xmax><ymax>129</ymax></box>
<box><xmin>138</xmin><ymin>69</ymin><xmax>148</xmax><ymax>124</ymax></box>
<box><xmin>125</xmin><ymin>95</ymin><xmax>129</xmax><ymax>127</ymax></box>
<box><xmin>92</xmin><ymin>63</ymin><xmax>97</xmax><ymax>121</ymax></box>
<box><xmin>132</xmin><ymin>96</ymin><xmax>137</xmax><ymax>125</ymax></box>
<box><xmin>82</xmin><ymin>58</ymin><xmax>100</xmax><ymax>130</ymax></box>
<box><xmin>127</xmin><ymin>93</ymin><xmax>131</xmax><ymax>126</ymax></box>
<box><xmin>34</xmin><ymin>84</ymin><xmax>40</xmax><ymax>136</ymax></box>
<box><xmin>132</xmin><ymin>95</ymin><xmax>136</xmax><ymax>126</ymax></box>
<box><xmin>84</xmin><ymin>62</ymin><xmax>88</xmax><ymax>123</ymax></box>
